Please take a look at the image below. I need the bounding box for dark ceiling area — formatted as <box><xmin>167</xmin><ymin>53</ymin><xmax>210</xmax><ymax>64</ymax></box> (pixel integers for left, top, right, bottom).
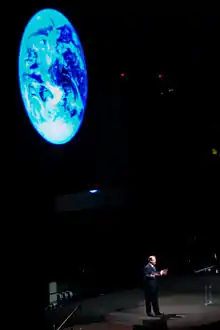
<box><xmin>11</xmin><ymin>7</ymin><xmax>219</xmax><ymax>203</ymax></box>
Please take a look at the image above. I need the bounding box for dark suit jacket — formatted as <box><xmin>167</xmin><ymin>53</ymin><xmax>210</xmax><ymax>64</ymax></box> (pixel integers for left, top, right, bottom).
<box><xmin>143</xmin><ymin>262</ymin><xmax>158</xmax><ymax>292</ymax></box>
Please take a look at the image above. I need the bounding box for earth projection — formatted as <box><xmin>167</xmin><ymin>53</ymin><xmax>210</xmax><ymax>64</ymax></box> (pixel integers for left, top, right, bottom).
<box><xmin>18</xmin><ymin>9</ymin><xmax>88</xmax><ymax>144</ymax></box>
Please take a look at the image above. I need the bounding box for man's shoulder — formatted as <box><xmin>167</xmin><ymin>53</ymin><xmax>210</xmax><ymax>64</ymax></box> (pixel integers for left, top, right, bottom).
<box><xmin>144</xmin><ymin>263</ymin><xmax>151</xmax><ymax>269</ymax></box>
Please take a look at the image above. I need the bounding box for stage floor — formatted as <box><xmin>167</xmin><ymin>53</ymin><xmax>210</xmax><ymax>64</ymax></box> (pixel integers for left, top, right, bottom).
<box><xmin>107</xmin><ymin>294</ymin><xmax>220</xmax><ymax>328</ymax></box>
<box><xmin>66</xmin><ymin>290</ymin><xmax>220</xmax><ymax>330</ymax></box>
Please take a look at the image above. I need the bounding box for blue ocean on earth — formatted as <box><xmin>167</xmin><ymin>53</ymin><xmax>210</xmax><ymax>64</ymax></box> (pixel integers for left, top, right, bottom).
<box><xmin>19</xmin><ymin>9</ymin><xmax>88</xmax><ymax>144</ymax></box>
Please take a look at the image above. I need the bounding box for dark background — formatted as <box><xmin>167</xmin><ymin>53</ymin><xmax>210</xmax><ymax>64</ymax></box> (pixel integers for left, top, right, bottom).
<box><xmin>4</xmin><ymin>4</ymin><xmax>220</xmax><ymax>326</ymax></box>
<box><xmin>14</xmin><ymin>10</ymin><xmax>220</xmax><ymax>192</ymax></box>
<box><xmin>14</xmin><ymin>9</ymin><xmax>220</xmax><ymax>192</ymax></box>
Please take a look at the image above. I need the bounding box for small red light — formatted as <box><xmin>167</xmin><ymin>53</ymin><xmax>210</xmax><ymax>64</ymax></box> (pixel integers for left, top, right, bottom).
<box><xmin>158</xmin><ymin>74</ymin><xmax>163</xmax><ymax>79</ymax></box>
<box><xmin>120</xmin><ymin>73</ymin><xmax>125</xmax><ymax>77</ymax></box>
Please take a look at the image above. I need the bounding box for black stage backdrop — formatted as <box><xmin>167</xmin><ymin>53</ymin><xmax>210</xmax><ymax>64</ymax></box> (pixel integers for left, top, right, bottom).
<box><xmin>1</xmin><ymin>4</ymin><xmax>220</xmax><ymax>328</ymax></box>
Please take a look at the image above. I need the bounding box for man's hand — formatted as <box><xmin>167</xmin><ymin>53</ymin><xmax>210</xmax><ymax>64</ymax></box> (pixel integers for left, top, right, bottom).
<box><xmin>160</xmin><ymin>269</ymin><xmax>168</xmax><ymax>276</ymax></box>
<box><xmin>163</xmin><ymin>269</ymin><xmax>168</xmax><ymax>275</ymax></box>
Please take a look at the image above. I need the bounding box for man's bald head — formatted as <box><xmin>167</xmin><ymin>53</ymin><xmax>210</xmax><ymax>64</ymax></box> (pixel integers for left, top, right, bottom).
<box><xmin>148</xmin><ymin>256</ymin><xmax>156</xmax><ymax>265</ymax></box>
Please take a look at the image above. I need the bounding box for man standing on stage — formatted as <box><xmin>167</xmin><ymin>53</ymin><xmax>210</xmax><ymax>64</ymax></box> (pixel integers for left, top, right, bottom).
<box><xmin>143</xmin><ymin>255</ymin><xmax>168</xmax><ymax>317</ymax></box>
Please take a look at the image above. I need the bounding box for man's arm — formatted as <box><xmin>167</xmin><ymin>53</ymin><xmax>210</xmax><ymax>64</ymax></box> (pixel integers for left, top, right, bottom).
<box><xmin>154</xmin><ymin>269</ymin><xmax>168</xmax><ymax>276</ymax></box>
<box><xmin>152</xmin><ymin>270</ymin><xmax>166</xmax><ymax>276</ymax></box>
<box><xmin>144</xmin><ymin>265</ymin><xmax>168</xmax><ymax>278</ymax></box>
<box><xmin>144</xmin><ymin>265</ymin><xmax>157</xmax><ymax>278</ymax></box>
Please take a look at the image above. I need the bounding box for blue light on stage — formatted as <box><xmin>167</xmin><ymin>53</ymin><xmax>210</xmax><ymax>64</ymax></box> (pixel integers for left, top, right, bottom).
<box><xmin>89</xmin><ymin>189</ymin><xmax>99</xmax><ymax>194</ymax></box>
<box><xmin>18</xmin><ymin>9</ymin><xmax>88</xmax><ymax>144</ymax></box>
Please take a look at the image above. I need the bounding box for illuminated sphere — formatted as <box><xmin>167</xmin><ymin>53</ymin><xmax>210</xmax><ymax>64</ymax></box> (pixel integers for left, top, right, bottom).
<box><xmin>18</xmin><ymin>9</ymin><xmax>88</xmax><ymax>144</ymax></box>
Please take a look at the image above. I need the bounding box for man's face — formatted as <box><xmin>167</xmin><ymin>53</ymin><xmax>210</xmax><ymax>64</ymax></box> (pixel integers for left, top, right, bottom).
<box><xmin>151</xmin><ymin>256</ymin><xmax>156</xmax><ymax>265</ymax></box>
